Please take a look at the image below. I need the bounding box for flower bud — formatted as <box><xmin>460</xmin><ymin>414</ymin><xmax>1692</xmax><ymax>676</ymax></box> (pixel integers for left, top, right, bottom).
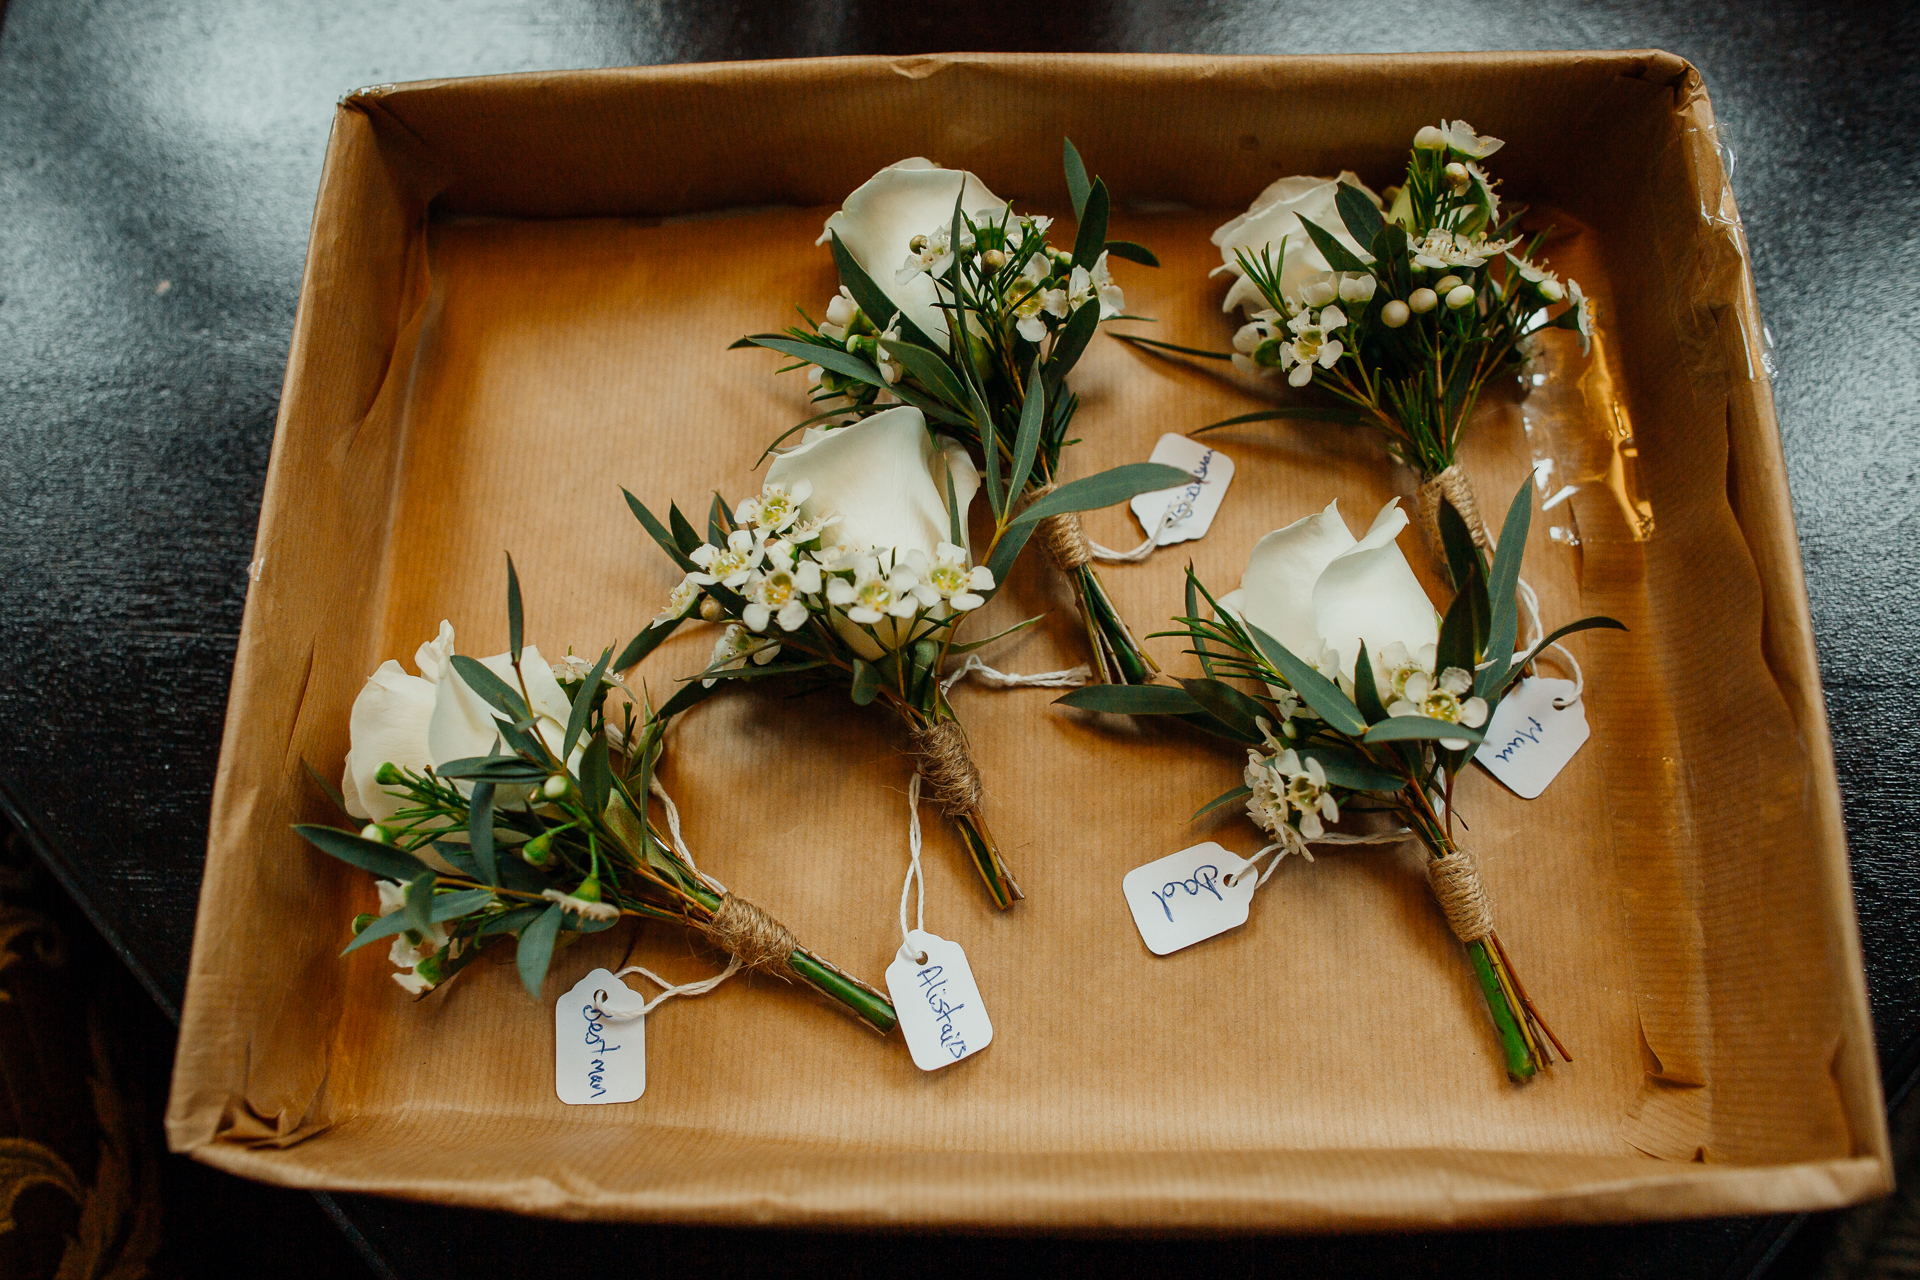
<box><xmin>982</xmin><ymin>248</ymin><xmax>1006</xmax><ymax>270</ymax></box>
<box><xmin>1444</xmin><ymin>161</ymin><xmax>1469</xmax><ymax>190</ymax></box>
<box><xmin>572</xmin><ymin>876</ymin><xmax>603</xmax><ymax>904</ymax></box>
<box><xmin>414</xmin><ymin>951</ymin><xmax>447</xmax><ymax>986</ymax></box>
<box><xmin>907</xmin><ymin>234</ymin><xmax>928</xmax><ymax>254</ymax></box>
<box><xmin>823</xmin><ymin>292</ymin><xmax>859</xmax><ymax>329</ymax></box>
<box><xmin>1413</xmin><ymin>125</ymin><xmax>1447</xmax><ymax>150</ymax></box>
<box><xmin>1381</xmin><ymin>299</ymin><xmax>1411</xmax><ymax>328</ymax></box>
<box><xmin>351</xmin><ymin>912</ymin><xmax>376</xmax><ymax>935</ymax></box>
<box><xmin>698</xmin><ymin>596</ymin><xmax>724</xmax><ymax>622</ymax></box>
<box><xmin>1300</xmin><ymin>278</ymin><xmax>1337</xmax><ymax>307</ymax></box>
<box><xmin>542</xmin><ymin>774</ymin><xmax>569</xmax><ymax>799</ymax></box>
<box><xmin>1253</xmin><ymin>336</ymin><xmax>1285</xmax><ymax>367</ymax></box>
<box><xmin>360</xmin><ymin>822</ymin><xmax>390</xmax><ymax>844</ymax></box>
<box><xmin>1408</xmin><ymin>288</ymin><xmax>1439</xmax><ymax>314</ymax></box>
<box><xmin>1445</xmin><ymin>284</ymin><xmax>1476</xmax><ymax>310</ymax></box>
<box><xmin>522</xmin><ymin>833</ymin><xmax>554</xmax><ymax>866</ymax></box>
<box><xmin>1434</xmin><ymin>274</ymin><xmax>1463</xmax><ymax>294</ymax></box>
<box><xmin>374</xmin><ymin>762</ymin><xmax>405</xmax><ymax>786</ymax></box>
<box><xmin>1338</xmin><ymin>274</ymin><xmax>1378</xmax><ymax>303</ymax></box>
<box><xmin>1539</xmin><ymin>279</ymin><xmax>1565</xmax><ymax>302</ymax></box>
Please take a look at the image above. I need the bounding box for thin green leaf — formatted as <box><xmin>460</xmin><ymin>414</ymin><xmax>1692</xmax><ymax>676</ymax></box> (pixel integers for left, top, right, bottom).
<box><xmin>707</xmin><ymin>493</ymin><xmax>727</xmax><ymax>546</ymax></box>
<box><xmin>429</xmin><ymin>888</ymin><xmax>496</xmax><ymax>922</ymax></box>
<box><xmin>946</xmin><ymin>612</ymin><xmax>1044</xmax><ymax>654</ymax></box>
<box><xmin>1110</xmin><ymin>332</ymin><xmax>1233</xmax><ymax>361</ymax></box>
<box><xmin>468</xmin><ymin>781</ymin><xmax>498</xmax><ymax>887</ymax></box>
<box><xmin>1480</xmin><ymin>480</ymin><xmax>1533</xmax><ymax>696</ymax></box>
<box><xmin>340</xmin><ymin>909</ymin><xmax>412</xmax><ymax>955</ymax></box>
<box><xmin>1298</xmin><ymin>746</ymin><xmax>1407</xmax><ymax>793</ymax></box>
<box><xmin>1296</xmin><ymin>216</ymin><xmax>1371</xmax><ymax>275</ymax></box>
<box><xmin>516</xmin><ymin>903</ymin><xmax>565</xmax><ymax>998</ymax></box>
<box><xmin>293</xmin><ymin>825</ymin><xmax>433</xmax><ymax>883</ymax></box>
<box><xmin>1008</xmin><ymin>371</ymin><xmax>1045</xmax><ymax>501</ymax></box>
<box><xmin>1244</xmin><ymin>623</ymin><xmax>1368</xmax><ymax>737</ymax></box>
<box><xmin>1071</xmin><ymin>178</ymin><xmax>1110</xmax><ymax>270</ymax></box>
<box><xmin>1194</xmin><ymin>405</ymin><xmax>1373</xmax><ymax>432</ymax></box>
<box><xmin>850</xmin><ymin>658</ymin><xmax>881</xmax><ymax>707</ymax></box>
<box><xmin>667</xmin><ymin>504</ymin><xmax>703</xmax><ymax>556</ymax></box>
<box><xmin>563</xmin><ymin>647</ymin><xmax>612</xmax><ymax>758</ymax></box>
<box><xmin>880</xmin><ymin>338</ymin><xmax>970</xmax><ymax>411</ymax></box>
<box><xmin>448</xmin><ymin>654</ymin><xmax>528</xmax><ymax>721</ymax></box>
<box><xmin>615</xmin><ymin>615</ymin><xmax>681</xmax><ymax>673</ymax></box>
<box><xmin>434</xmin><ymin>757</ymin><xmax>547</xmax><ymax>784</ymax></box>
<box><xmin>622</xmin><ymin>489</ymin><xmax>699</xmax><ymax>573</ymax></box>
<box><xmin>944</xmin><ymin>464</ymin><xmax>964</xmax><ymax>550</ymax></box>
<box><xmin>1362</xmin><ymin>716</ymin><xmax>1485</xmax><ymax>746</ymax></box>
<box><xmin>1010</xmin><ymin>463</ymin><xmax>1194</xmax><ymax>525</ymax></box>
<box><xmin>830</xmin><ymin>230</ymin><xmax>937</xmax><ymax>351</ymax></box>
<box><xmin>479</xmin><ymin>905</ymin><xmax>545</xmax><ymax>937</ymax></box>
<box><xmin>1488</xmin><ymin>616</ymin><xmax>1629</xmax><ymax>702</ymax></box>
<box><xmin>1054</xmin><ymin>684</ymin><xmax>1206</xmax><ymax>716</ymax></box>
<box><xmin>506</xmin><ymin>555</ymin><xmax>524</xmax><ymax>665</ymax></box>
<box><xmin>1178</xmin><ymin>677</ymin><xmax>1269</xmax><ymax>743</ymax></box>
<box><xmin>1352</xmin><ymin>643</ymin><xmax>1388</xmax><ymax>724</ymax></box>
<box><xmin>1063</xmin><ymin>137</ymin><xmax>1091</xmax><ymax>220</ymax></box>
<box><xmin>1334</xmin><ymin>183</ymin><xmax>1385</xmax><ymax>247</ymax></box>
<box><xmin>1438</xmin><ymin>497</ymin><xmax>1485</xmax><ymax>593</ymax></box>
<box><xmin>748</xmin><ymin>335</ymin><xmax>889</xmax><ymax>391</ymax></box>
<box><xmin>1191</xmin><ymin>784</ymin><xmax>1252</xmax><ymax>821</ymax></box>
<box><xmin>1102</xmin><ymin>239</ymin><xmax>1159</xmax><ymax>268</ymax></box>
<box><xmin>1436</xmin><ymin>578</ymin><xmax>1483</xmax><ymax>682</ymax></box>
<box><xmin>983</xmin><ymin>517</ymin><xmax>1037</xmax><ymax>588</ymax></box>
<box><xmin>579</xmin><ymin>735</ymin><xmax>612</xmax><ymax>815</ymax></box>
<box><xmin>301</xmin><ymin>758</ymin><xmax>349</xmax><ymax>815</ymax></box>
<box><xmin>404</xmin><ymin>870</ymin><xmax>436</xmax><ymax>935</ymax></box>
<box><xmin>1187</xmin><ymin>574</ymin><xmax>1214</xmax><ymax>679</ymax></box>
<box><xmin>1044</xmin><ymin>299</ymin><xmax>1100</xmax><ymax>387</ymax></box>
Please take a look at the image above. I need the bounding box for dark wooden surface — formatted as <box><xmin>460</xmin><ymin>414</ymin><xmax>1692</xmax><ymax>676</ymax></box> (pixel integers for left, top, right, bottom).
<box><xmin>2</xmin><ymin>1</ymin><xmax>1916</xmax><ymax>1275</ymax></box>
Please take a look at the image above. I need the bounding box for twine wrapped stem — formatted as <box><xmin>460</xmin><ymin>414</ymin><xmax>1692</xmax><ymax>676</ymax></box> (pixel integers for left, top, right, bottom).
<box><xmin>1029</xmin><ymin>482</ymin><xmax>1093</xmax><ymax>571</ymax></box>
<box><xmin>1415</xmin><ymin>464</ymin><xmax>1491</xmax><ymax>552</ymax></box>
<box><xmin>907</xmin><ymin>720</ymin><xmax>985</xmax><ymax>818</ymax></box>
<box><xmin>698</xmin><ymin>893</ymin><xmax>801</xmax><ymax>976</ymax></box>
<box><xmin>1425</xmin><ymin>849</ymin><xmax>1494</xmax><ymax>943</ymax></box>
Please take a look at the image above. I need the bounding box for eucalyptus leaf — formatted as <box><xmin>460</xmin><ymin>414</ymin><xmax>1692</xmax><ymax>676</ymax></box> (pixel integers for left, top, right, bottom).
<box><xmin>468</xmin><ymin>781</ymin><xmax>498</xmax><ymax>887</ymax></box>
<box><xmin>748</xmin><ymin>335</ymin><xmax>888</xmax><ymax>391</ymax></box>
<box><xmin>1044</xmin><ymin>299</ymin><xmax>1100</xmax><ymax>387</ymax></box>
<box><xmin>1191</xmin><ymin>783</ymin><xmax>1252</xmax><ymax>821</ymax></box>
<box><xmin>983</xmin><ymin>517</ymin><xmax>1037</xmax><ymax>588</ymax></box>
<box><xmin>1351</xmin><ymin>644</ymin><xmax>1388</xmax><ymax>724</ymax></box>
<box><xmin>340</xmin><ymin>909</ymin><xmax>412</xmax><ymax>956</ymax></box>
<box><xmin>880</xmin><ymin>338</ymin><xmax>969</xmax><ymax>411</ymax></box>
<box><xmin>1480</xmin><ymin>480</ymin><xmax>1533</xmax><ymax>696</ymax></box>
<box><xmin>506</xmin><ymin>554</ymin><xmax>524</xmax><ymax>665</ymax></box>
<box><xmin>515</xmin><ymin>903</ymin><xmax>565</xmax><ymax>998</ymax></box>
<box><xmin>301</xmin><ymin>758</ymin><xmax>349</xmax><ymax>815</ymax></box>
<box><xmin>293</xmin><ymin>824</ymin><xmax>432</xmax><ymax>883</ymax></box>
<box><xmin>1296</xmin><ymin>216</ymin><xmax>1372</xmax><ymax>275</ymax></box>
<box><xmin>434</xmin><ymin>757</ymin><xmax>547</xmax><ymax>784</ymax></box>
<box><xmin>1177</xmin><ymin>677</ymin><xmax>1269</xmax><ymax>744</ymax></box>
<box><xmin>447</xmin><ymin>655</ymin><xmax>528</xmax><ymax>721</ymax></box>
<box><xmin>667</xmin><ymin>504</ymin><xmax>703</xmax><ymax>556</ymax></box>
<box><xmin>1010</xmin><ymin>463</ymin><xmax>1194</xmax><ymax>525</ymax></box>
<box><xmin>1071</xmin><ymin>178</ymin><xmax>1110</xmax><ymax>270</ymax></box>
<box><xmin>580</xmin><ymin>735</ymin><xmax>612</xmax><ymax>815</ymax></box>
<box><xmin>1055</xmin><ymin>684</ymin><xmax>1205</xmax><ymax>716</ymax></box>
<box><xmin>1438</xmin><ymin>497</ymin><xmax>1484</xmax><ymax>594</ymax></box>
<box><xmin>1244</xmin><ymin>624</ymin><xmax>1368</xmax><ymax>737</ymax></box>
<box><xmin>404</xmin><ymin>871</ymin><xmax>436</xmax><ymax>936</ymax></box>
<box><xmin>1297</xmin><ymin>746</ymin><xmax>1406</xmax><ymax>792</ymax></box>
<box><xmin>944</xmin><ymin>465</ymin><xmax>964</xmax><ymax>550</ymax></box>
<box><xmin>1362</xmin><ymin>716</ymin><xmax>1485</xmax><ymax>746</ymax></box>
<box><xmin>1008</xmin><ymin>371</ymin><xmax>1045</xmax><ymax>501</ymax></box>
<box><xmin>851</xmin><ymin>658</ymin><xmax>881</xmax><ymax>707</ymax></box>
<box><xmin>429</xmin><ymin>888</ymin><xmax>497</xmax><ymax>922</ymax></box>
<box><xmin>1194</xmin><ymin>405</ymin><xmax>1371</xmax><ymax>433</ymax></box>
<box><xmin>622</xmin><ymin>490</ymin><xmax>698</xmax><ymax>573</ymax></box>
<box><xmin>1063</xmin><ymin>137</ymin><xmax>1091</xmax><ymax>219</ymax></box>
<box><xmin>1102</xmin><ymin>240</ymin><xmax>1160</xmax><ymax>268</ymax></box>
<box><xmin>1436</xmin><ymin>581</ymin><xmax>1482</xmax><ymax>683</ymax></box>
<box><xmin>478</xmin><ymin>904</ymin><xmax>545</xmax><ymax>937</ymax></box>
<box><xmin>563</xmin><ymin>647</ymin><xmax>612</xmax><ymax>758</ymax></box>
<box><xmin>1488</xmin><ymin>616</ymin><xmax>1629</xmax><ymax>702</ymax></box>
<box><xmin>615</xmin><ymin>616</ymin><xmax>680</xmax><ymax>673</ymax></box>
<box><xmin>1335</xmin><ymin>183</ymin><xmax>1385</xmax><ymax>247</ymax></box>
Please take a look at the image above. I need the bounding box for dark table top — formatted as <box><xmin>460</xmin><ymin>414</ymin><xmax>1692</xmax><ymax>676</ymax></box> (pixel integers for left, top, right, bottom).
<box><xmin>3</xmin><ymin>1</ymin><xmax>1916</xmax><ymax>1275</ymax></box>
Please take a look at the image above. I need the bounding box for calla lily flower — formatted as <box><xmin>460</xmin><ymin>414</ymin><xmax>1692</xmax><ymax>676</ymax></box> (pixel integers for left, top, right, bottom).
<box><xmin>1219</xmin><ymin>498</ymin><xmax>1438</xmax><ymax>683</ymax></box>
<box><xmin>818</xmin><ymin>158</ymin><xmax>1008</xmax><ymax>352</ymax></box>
<box><xmin>1212</xmin><ymin>173</ymin><xmax>1382</xmax><ymax>314</ymax></box>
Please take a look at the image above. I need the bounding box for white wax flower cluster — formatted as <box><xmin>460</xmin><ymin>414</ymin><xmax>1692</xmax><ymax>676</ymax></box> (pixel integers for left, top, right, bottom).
<box><xmin>649</xmin><ymin>406</ymin><xmax>995</xmax><ymax>674</ymax></box>
<box><xmin>1213</xmin><ymin>120</ymin><xmax>1592</xmax><ymax>386</ymax></box>
<box><xmin>810</xmin><ymin>158</ymin><xmax>1123</xmax><ymax>373</ymax></box>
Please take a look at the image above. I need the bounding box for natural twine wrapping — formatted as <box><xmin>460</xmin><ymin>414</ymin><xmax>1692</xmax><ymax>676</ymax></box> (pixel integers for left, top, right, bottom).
<box><xmin>1426</xmin><ymin>850</ymin><xmax>1494</xmax><ymax>943</ymax></box>
<box><xmin>1415</xmin><ymin>464</ymin><xmax>1491</xmax><ymax>552</ymax></box>
<box><xmin>908</xmin><ymin>720</ymin><xmax>984</xmax><ymax>817</ymax></box>
<box><xmin>1029</xmin><ymin>483</ymin><xmax>1093</xmax><ymax>570</ymax></box>
<box><xmin>700</xmin><ymin>894</ymin><xmax>799</xmax><ymax>975</ymax></box>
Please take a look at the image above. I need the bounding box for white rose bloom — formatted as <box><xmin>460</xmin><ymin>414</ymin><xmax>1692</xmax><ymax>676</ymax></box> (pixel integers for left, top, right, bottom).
<box><xmin>342</xmin><ymin>622</ymin><xmax>577</xmax><ymax>824</ymax></box>
<box><xmin>818</xmin><ymin>158</ymin><xmax>1009</xmax><ymax>353</ymax></box>
<box><xmin>1218</xmin><ymin>499</ymin><xmax>1439</xmax><ymax>684</ymax></box>
<box><xmin>765</xmin><ymin>405</ymin><xmax>981</xmax><ymax>657</ymax></box>
<box><xmin>1211</xmin><ymin>172</ymin><xmax>1382</xmax><ymax>315</ymax></box>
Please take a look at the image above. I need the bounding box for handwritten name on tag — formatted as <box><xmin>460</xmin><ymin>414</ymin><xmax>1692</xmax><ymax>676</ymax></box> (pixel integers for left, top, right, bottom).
<box><xmin>1474</xmin><ymin>676</ymin><xmax>1590</xmax><ymax>800</ymax></box>
<box><xmin>1128</xmin><ymin>434</ymin><xmax>1234</xmax><ymax>547</ymax></box>
<box><xmin>1122</xmin><ymin>842</ymin><xmax>1258</xmax><ymax>955</ymax></box>
<box><xmin>885</xmin><ymin>930</ymin><xmax>992</xmax><ymax>1071</ymax></box>
<box><xmin>555</xmin><ymin>968</ymin><xmax>646</xmax><ymax>1105</ymax></box>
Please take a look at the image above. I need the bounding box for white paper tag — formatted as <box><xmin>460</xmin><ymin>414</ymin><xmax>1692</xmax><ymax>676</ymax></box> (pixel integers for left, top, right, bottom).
<box><xmin>554</xmin><ymin>968</ymin><xmax>646</xmax><ymax>1105</ymax></box>
<box><xmin>1127</xmin><ymin>434</ymin><xmax>1234</xmax><ymax>547</ymax></box>
<box><xmin>1474</xmin><ymin>676</ymin><xmax>1590</xmax><ymax>799</ymax></box>
<box><xmin>1122</xmin><ymin>842</ymin><xmax>1258</xmax><ymax>955</ymax></box>
<box><xmin>885</xmin><ymin>930</ymin><xmax>993</xmax><ymax>1071</ymax></box>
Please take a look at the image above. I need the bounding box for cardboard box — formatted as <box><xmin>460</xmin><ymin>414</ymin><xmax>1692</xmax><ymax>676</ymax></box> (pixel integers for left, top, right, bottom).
<box><xmin>166</xmin><ymin>52</ymin><xmax>1891</xmax><ymax>1228</ymax></box>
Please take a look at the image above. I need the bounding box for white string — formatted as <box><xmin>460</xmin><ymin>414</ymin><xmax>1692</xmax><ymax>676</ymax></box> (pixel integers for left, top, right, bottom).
<box><xmin>1225</xmin><ymin>828</ymin><xmax>1414</xmax><ymax>888</ymax></box>
<box><xmin>940</xmin><ymin>654</ymin><xmax>1092</xmax><ymax>694</ymax></box>
<box><xmin>1088</xmin><ymin>498</ymin><xmax>1183</xmax><ymax>563</ymax></box>
<box><xmin>589</xmin><ymin>957</ymin><xmax>743</xmax><ymax>1021</ymax></box>
<box><xmin>647</xmin><ymin>774</ymin><xmax>726</xmax><ymax>893</ymax></box>
<box><xmin>1515</xmin><ymin>576</ymin><xmax>1585</xmax><ymax>708</ymax></box>
<box><xmin>898</xmin><ymin>774</ymin><xmax>927</xmax><ymax>962</ymax></box>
